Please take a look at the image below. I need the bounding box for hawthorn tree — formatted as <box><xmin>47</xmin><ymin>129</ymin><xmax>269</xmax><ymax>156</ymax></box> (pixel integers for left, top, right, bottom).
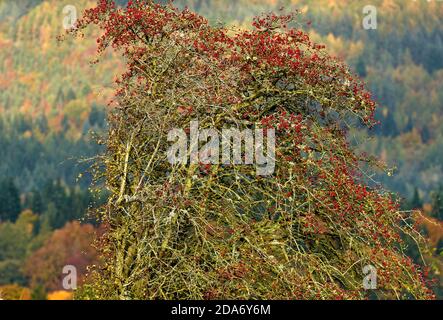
<box><xmin>70</xmin><ymin>0</ymin><xmax>434</xmax><ymax>299</ymax></box>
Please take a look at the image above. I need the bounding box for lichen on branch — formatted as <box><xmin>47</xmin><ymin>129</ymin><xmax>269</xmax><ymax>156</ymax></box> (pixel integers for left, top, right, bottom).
<box><xmin>69</xmin><ymin>0</ymin><xmax>434</xmax><ymax>300</ymax></box>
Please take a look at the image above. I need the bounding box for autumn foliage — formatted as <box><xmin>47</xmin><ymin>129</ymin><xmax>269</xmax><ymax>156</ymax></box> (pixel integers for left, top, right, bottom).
<box><xmin>24</xmin><ymin>221</ymin><xmax>98</xmax><ymax>292</ymax></box>
<box><xmin>70</xmin><ymin>0</ymin><xmax>434</xmax><ymax>299</ymax></box>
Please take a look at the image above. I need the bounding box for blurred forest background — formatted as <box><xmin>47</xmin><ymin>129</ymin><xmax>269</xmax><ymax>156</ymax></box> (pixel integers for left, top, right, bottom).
<box><xmin>0</xmin><ymin>0</ymin><xmax>442</xmax><ymax>299</ymax></box>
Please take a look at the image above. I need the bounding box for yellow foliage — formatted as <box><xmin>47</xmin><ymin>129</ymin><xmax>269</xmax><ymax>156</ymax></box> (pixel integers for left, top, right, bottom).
<box><xmin>47</xmin><ymin>290</ymin><xmax>73</xmax><ymax>300</ymax></box>
<box><xmin>0</xmin><ymin>285</ymin><xmax>31</xmax><ymax>300</ymax></box>
<box><xmin>414</xmin><ymin>210</ymin><xmax>443</xmax><ymax>248</ymax></box>
<box><xmin>308</xmin><ymin>30</ymin><xmax>363</xmax><ymax>61</ymax></box>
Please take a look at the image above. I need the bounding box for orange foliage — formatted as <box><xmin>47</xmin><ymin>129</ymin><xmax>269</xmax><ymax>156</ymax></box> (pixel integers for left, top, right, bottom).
<box><xmin>47</xmin><ymin>113</ymin><xmax>64</xmax><ymax>133</ymax></box>
<box><xmin>20</xmin><ymin>99</ymin><xmax>33</xmax><ymax>114</ymax></box>
<box><xmin>414</xmin><ymin>210</ymin><xmax>443</xmax><ymax>247</ymax></box>
<box><xmin>47</xmin><ymin>290</ymin><xmax>73</xmax><ymax>300</ymax></box>
<box><xmin>24</xmin><ymin>221</ymin><xmax>99</xmax><ymax>292</ymax></box>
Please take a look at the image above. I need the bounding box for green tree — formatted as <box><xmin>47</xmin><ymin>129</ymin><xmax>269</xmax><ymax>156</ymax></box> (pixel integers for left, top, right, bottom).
<box><xmin>355</xmin><ymin>57</ymin><xmax>367</xmax><ymax>78</ymax></box>
<box><xmin>0</xmin><ymin>178</ymin><xmax>21</xmax><ymax>222</ymax></box>
<box><xmin>0</xmin><ymin>210</ymin><xmax>38</xmax><ymax>286</ymax></box>
<box><xmin>0</xmin><ymin>260</ymin><xmax>27</xmax><ymax>286</ymax></box>
<box><xmin>409</xmin><ymin>188</ymin><xmax>423</xmax><ymax>210</ymax></box>
<box><xmin>431</xmin><ymin>186</ymin><xmax>443</xmax><ymax>221</ymax></box>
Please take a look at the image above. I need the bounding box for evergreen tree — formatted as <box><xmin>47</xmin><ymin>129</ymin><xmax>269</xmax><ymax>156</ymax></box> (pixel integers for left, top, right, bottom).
<box><xmin>404</xmin><ymin>116</ymin><xmax>414</xmax><ymax>133</ymax></box>
<box><xmin>409</xmin><ymin>187</ymin><xmax>422</xmax><ymax>210</ymax></box>
<box><xmin>420</xmin><ymin>126</ymin><xmax>431</xmax><ymax>144</ymax></box>
<box><xmin>65</xmin><ymin>88</ymin><xmax>76</xmax><ymax>102</ymax></box>
<box><xmin>30</xmin><ymin>190</ymin><xmax>44</xmax><ymax>215</ymax></box>
<box><xmin>0</xmin><ymin>178</ymin><xmax>21</xmax><ymax>222</ymax></box>
<box><xmin>431</xmin><ymin>186</ymin><xmax>443</xmax><ymax>221</ymax></box>
<box><xmin>30</xmin><ymin>285</ymin><xmax>47</xmax><ymax>300</ymax></box>
<box><xmin>382</xmin><ymin>111</ymin><xmax>399</xmax><ymax>137</ymax></box>
<box><xmin>55</xmin><ymin>87</ymin><xmax>65</xmax><ymax>105</ymax></box>
<box><xmin>39</xmin><ymin>202</ymin><xmax>57</xmax><ymax>232</ymax></box>
<box><xmin>355</xmin><ymin>57</ymin><xmax>367</xmax><ymax>78</ymax></box>
<box><xmin>437</xmin><ymin>238</ymin><xmax>443</xmax><ymax>256</ymax></box>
